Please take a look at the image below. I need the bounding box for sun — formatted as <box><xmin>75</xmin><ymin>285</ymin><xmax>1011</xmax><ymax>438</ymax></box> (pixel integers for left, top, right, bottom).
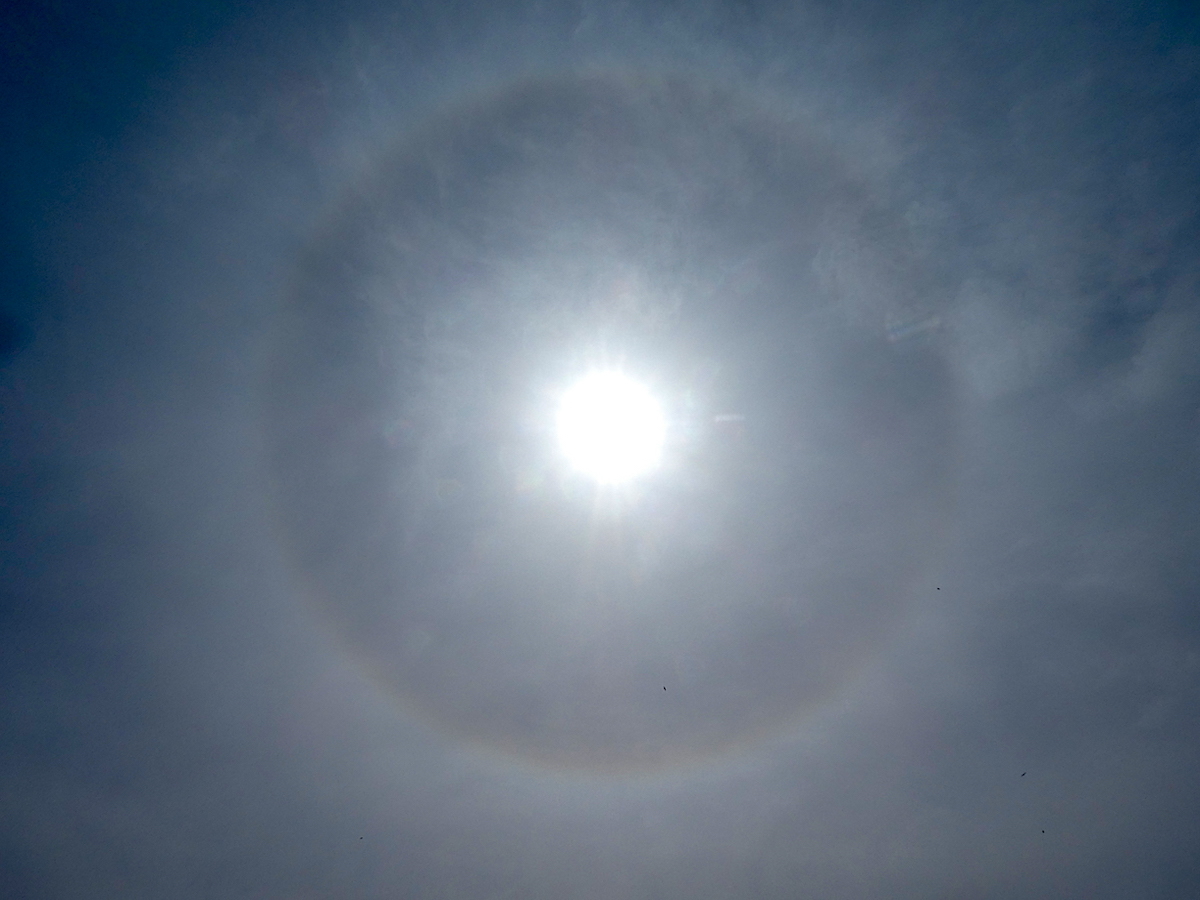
<box><xmin>556</xmin><ymin>372</ymin><xmax>665</xmax><ymax>484</ymax></box>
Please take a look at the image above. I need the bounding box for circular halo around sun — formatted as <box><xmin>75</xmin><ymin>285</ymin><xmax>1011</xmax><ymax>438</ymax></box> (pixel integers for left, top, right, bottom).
<box><xmin>556</xmin><ymin>372</ymin><xmax>665</xmax><ymax>483</ymax></box>
<box><xmin>267</xmin><ymin>75</ymin><xmax>957</xmax><ymax>772</ymax></box>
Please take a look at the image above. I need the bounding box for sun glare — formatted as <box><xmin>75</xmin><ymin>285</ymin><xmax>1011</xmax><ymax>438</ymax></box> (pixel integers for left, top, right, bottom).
<box><xmin>556</xmin><ymin>372</ymin><xmax>665</xmax><ymax>484</ymax></box>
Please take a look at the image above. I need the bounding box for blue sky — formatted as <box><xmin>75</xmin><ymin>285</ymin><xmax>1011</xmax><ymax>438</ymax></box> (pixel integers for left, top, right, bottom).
<box><xmin>2</xmin><ymin>1</ymin><xmax>1199</xmax><ymax>897</ymax></box>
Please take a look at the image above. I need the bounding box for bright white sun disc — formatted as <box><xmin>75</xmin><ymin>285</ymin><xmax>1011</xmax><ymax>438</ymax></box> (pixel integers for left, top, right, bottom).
<box><xmin>556</xmin><ymin>372</ymin><xmax>665</xmax><ymax>483</ymax></box>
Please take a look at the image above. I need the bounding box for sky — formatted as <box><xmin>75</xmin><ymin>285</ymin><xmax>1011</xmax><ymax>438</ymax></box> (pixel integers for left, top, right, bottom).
<box><xmin>2</xmin><ymin>0</ymin><xmax>1199</xmax><ymax>897</ymax></box>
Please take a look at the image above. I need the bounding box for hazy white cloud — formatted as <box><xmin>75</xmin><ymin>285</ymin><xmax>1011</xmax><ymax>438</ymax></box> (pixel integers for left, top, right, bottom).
<box><xmin>2</xmin><ymin>2</ymin><xmax>1198</xmax><ymax>898</ymax></box>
